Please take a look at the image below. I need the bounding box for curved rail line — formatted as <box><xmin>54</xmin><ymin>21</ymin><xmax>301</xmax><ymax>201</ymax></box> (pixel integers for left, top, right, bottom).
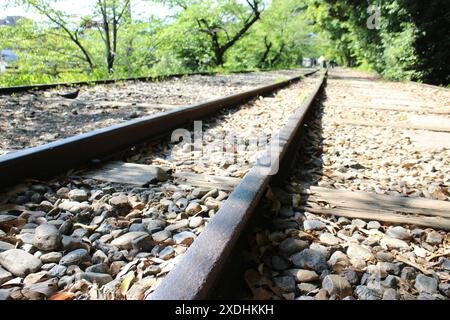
<box><xmin>0</xmin><ymin>70</ymin><xmax>318</xmax><ymax>189</ymax></box>
<box><xmin>148</xmin><ymin>71</ymin><xmax>327</xmax><ymax>300</ymax></box>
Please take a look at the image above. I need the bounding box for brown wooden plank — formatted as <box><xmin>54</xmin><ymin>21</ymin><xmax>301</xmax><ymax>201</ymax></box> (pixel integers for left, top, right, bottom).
<box><xmin>306</xmin><ymin>186</ymin><xmax>450</xmax><ymax>218</ymax></box>
<box><xmin>302</xmin><ymin>205</ymin><xmax>450</xmax><ymax>231</ymax></box>
<box><xmin>335</xmin><ymin>119</ymin><xmax>450</xmax><ymax>133</ymax></box>
<box><xmin>327</xmin><ymin>103</ymin><xmax>449</xmax><ymax>115</ymax></box>
<box><xmin>82</xmin><ymin>161</ymin><xmax>168</xmax><ymax>186</ymax></box>
<box><xmin>173</xmin><ymin>172</ymin><xmax>240</xmax><ymax>191</ymax></box>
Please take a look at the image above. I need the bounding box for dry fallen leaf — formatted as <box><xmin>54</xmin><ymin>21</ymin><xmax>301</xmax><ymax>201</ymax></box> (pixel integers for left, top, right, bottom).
<box><xmin>49</xmin><ymin>292</ymin><xmax>75</xmax><ymax>300</ymax></box>
<box><xmin>120</xmin><ymin>271</ymin><xmax>135</xmax><ymax>296</ymax></box>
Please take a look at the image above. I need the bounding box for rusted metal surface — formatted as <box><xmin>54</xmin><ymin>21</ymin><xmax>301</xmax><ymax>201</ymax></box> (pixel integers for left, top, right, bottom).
<box><xmin>0</xmin><ymin>68</ymin><xmax>300</xmax><ymax>95</ymax></box>
<box><xmin>0</xmin><ymin>70</ymin><xmax>317</xmax><ymax>189</ymax></box>
<box><xmin>0</xmin><ymin>72</ymin><xmax>219</xmax><ymax>95</ymax></box>
<box><xmin>148</xmin><ymin>72</ymin><xmax>327</xmax><ymax>300</ymax></box>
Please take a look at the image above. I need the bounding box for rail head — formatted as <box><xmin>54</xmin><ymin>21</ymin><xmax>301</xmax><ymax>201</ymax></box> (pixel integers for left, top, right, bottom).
<box><xmin>147</xmin><ymin>72</ymin><xmax>327</xmax><ymax>300</ymax></box>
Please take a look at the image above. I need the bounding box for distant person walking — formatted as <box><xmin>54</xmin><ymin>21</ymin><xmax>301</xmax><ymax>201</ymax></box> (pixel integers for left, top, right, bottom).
<box><xmin>318</xmin><ymin>55</ymin><xmax>327</xmax><ymax>69</ymax></box>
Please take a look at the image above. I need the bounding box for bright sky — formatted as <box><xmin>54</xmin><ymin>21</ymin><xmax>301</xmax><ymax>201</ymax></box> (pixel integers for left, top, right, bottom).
<box><xmin>0</xmin><ymin>0</ymin><xmax>172</xmax><ymax>21</ymax></box>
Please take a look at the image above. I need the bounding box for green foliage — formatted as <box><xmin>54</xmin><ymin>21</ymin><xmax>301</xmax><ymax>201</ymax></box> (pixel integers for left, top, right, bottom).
<box><xmin>305</xmin><ymin>0</ymin><xmax>450</xmax><ymax>85</ymax></box>
<box><xmin>1</xmin><ymin>0</ymin><xmax>448</xmax><ymax>86</ymax></box>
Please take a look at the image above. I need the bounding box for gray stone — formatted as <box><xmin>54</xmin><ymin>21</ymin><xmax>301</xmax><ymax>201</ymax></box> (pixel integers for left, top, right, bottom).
<box><xmin>414</xmin><ymin>274</ymin><xmax>437</xmax><ymax>294</ymax></box>
<box><xmin>92</xmin><ymin>250</ymin><xmax>109</xmax><ymax>264</ymax></box>
<box><xmin>351</xmin><ymin>219</ymin><xmax>367</xmax><ymax>228</ymax></box>
<box><xmin>273</xmin><ymin>219</ymin><xmax>298</xmax><ymax>230</ymax></box>
<box><xmin>272</xmin><ymin>256</ymin><xmax>290</xmax><ymax>271</ymax></box>
<box><xmin>441</xmin><ymin>258</ymin><xmax>450</xmax><ymax>271</ymax></box>
<box><xmin>0</xmin><ymin>240</ymin><xmax>15</xmax><ymax>252</ymax></box>
<box><xmin>71</xmin><ymin>228</ymin><xmax>90</xmax><ymax>239</ymax></box>
<box><xmin>272</xmin><ymin>188</ymin><xmax>292</xmax><ymax>206</ymax></box>
<box><xmin>273</xmin><ymin>276</ymin><xmax>296</xmax><ymax>292</ymax></box>
<box><xmin>40</xmin><ymin>252</ymin><xmax>62</xmax><ymax>264</ymax></box>
<box><xmin>152</xmin><ymin>230</ymin><xmax>171</xmax><ymax>243</ymax></box>
<box><xmin>425</xmin><ymin>231</ymin><xmax>443</xmax><ymax>245</ymax></box>
<box><xmin>41</xmin><ymin>263</ymin><xmax>56</xmax><ymax>271</ymax></box>
<box><xmin>0</xmin><ymin>249</ymin><xmax>42</xmax><ymax>277</ymax></box>
<box><xmin>438</xmin><ymin>283</ymin><xmax>450</xmax><ymax>298</ymax></box>
<box><xmin>58</xmin><ymin>275</ymin><xmax>75</xmax><ymax>288</ymax></box>
<box><xmin>0</xmin><ymin>215</ymin><xmax>24</xmax><ymax>229</ymax></box>
<box><xmin>381</xmin><ymin>275</ymin><xmax>399</xmax><ymax>288</ymax></box>
<box><xmin>297</xmin><ymin>282</ymin><xmax>317</xmax><ymax>293</ymax></box>
<box><xmin>47</xmin><ymin>264</ymin><xmax>67</xmax><ymax>277</ymax></box>
<box><xmin>110</xmin><ymin>232</ymin><xmax>148</xmax><ymax>250</ymax></box>
<box><xmin>58</xmin><ymin>200</ymin><xmax>90</xmax><ymax>213</ymax></box>
<box><xmin>375</xmin><ymin>251</ymin><xmax>394</xmax><ymax>262</ymax></box>
<box><xmin>310</xmin><ymin>243</ymin><xmax>329</xmax><ymax>258</ymax></box>
<box><xmin>346</xmin><ymin>243</ymin><xmax>374</xmax><ymax>268</ymax></box>
<box><xmin>86</xmin><ymin>263</ymin><xmax>109</xmax><ymax>274</ymax></box>
<box><xmin>327</xmin><ymin>251</ymin><xmax>351</xmax><ymax>272</ymax></box>
<box><xmin>191</xmin><ymin>188</ymin><xmax>209</xmax><ymax>199</ymax></box>
<box><xmin>59</xmin><ymin>220</ymin><xmax>73</xmax><ymax>235</ymax></box>
<box><xmin>17</xmin><ymin>233</ymin><xmax>34</xmax><ymax>245</ymax></box>
<box><xmin>68</xmin><ymin>189</ymin><xmax>89</xmax><ymax>202</ymax></box>
<box><xmin>355</xmin><ymin>285</ymin><xmax>381</xmax><ymax>300</ymax></box>
<box><xmin>185</xmin><ymin>202</ymin><xmax>202</xmax><ymax>215</ymax></box>
<box><xmin>173</xmin><ymin>231</ymin><xmax>196</xmax><ymax>246</ymax></box>
<box><xmin>109</xmin><ymin>195</ymin><xmax>130</xmax><ymax>208</ymax></box>
<box><xmin>411</xmin><ymin>228</ymin><xmax>424</xmax><ymax>238</ymax></box>
<box><xmin>319</xmin><ymin>233</ymin><xmax>342</xmax><ymax>246</ymax></box>
<box><xmin>0</xmin><ymin>288</ymin><xmax>12</xmax><ymax>300</ymax></box>
<box><xmin>382</xmin><ymin>288</ymin><xmax>399</xmax><ymax>300</ymax></box>
<box><xmin>129</xmin><ymin>223</ymin><xmax>147</xmax><ymax>233</ymax></box>
<box><xmin>417</xmin><ymin>293</ymin><xmax>438</xmax><ymax>300</ymax></box>
<box><xmin>367</xmin><ymin>221</ymin><xmax>381</xmax><ymax>230</ymax></box>
<box><xmin>279</xmin><ymin>207</ymin><xmax>294</xmax><ymax>218</ymax></box>
<box><xmin>59</xmin><ymin>249</ymin><xmax>88</xmax><ymax>266</ymax></box>
<box><xmin>61</xmin><ymin>235</ymin><xmax>83</xmax><ymax>251</ymax></box>
<box><xmin>386</xmin><ymin>226</ymin><xmax>410</xmax><ymax>240</ymax></box>
<box><xmin>189</xmin><ymin>216</ymin><xmax>203</xmax><ymax>228</ymax></box>
<box><xmin>279</xmin><ymin>238</ymin><xmax>309</xmax><ymax>255</ymax></box>
<box><xmin>144</xmin><ymin>219</ymin><xmax>166</xmax><ymax>234</ymax></box>
<box><xmin>165</xmin><ymin>220</ymin><xmax>189</xmax><ymax>232</ymax></box>
<box><xmin>33</xmin><ymin>224</ymin><xmax>61</xmax><ymax>251</ymax></box>
<box><xmin>380</xmin><ymin>236</ymin><xmax>409</xmax><ymax>250</ymax></box>
<box><xmin>96</xmin><ymin>218</ymin><xmax>117</xmax><ymax>234</ymax></box>
<box><xmin>379</xmin><ymin>262</ymin><xmax>400</xmax><ymax>275</ymax></box>
<box><xmin>290</xmin><ymin>249</ymin><xmax>327</xmax><ymax>272</ymax></box>
<box><xmin>303</xmin><ymin>220</ymin><xmax>326</xmax><ymax>231</ymax></box>
<box><xmin>294</xmin><ymin>269</ymin><xmax>319</xmax><ymax>282</ymax></box>
<box><xmin>75</xmin><ymin>272</ymin><xmax>113</xmax><ymax>286</ymax></box>
<box><xmin>341</xmin><ymin>269</ymin><xmax>359</xmax><ymax>285</ymax></box>
<box><xmin>158</xmin><ymin>246</ymin><xmax>174</xmax><ymax>260</ymax></box>
<box><xmin>22</xmin><ymin>278</ymin><xmax>58</xmax><ymax>299</ymax></box>
<box><xmin>0</xmin><ymin>267</ymin><xmax>13</xmax><ymax>285</ymax></box>
<box><xmin>400</xmin><ymin>267</ymin><xmax>417</xmax><ymax>281</ymax></box>
<box><xmin>296</xmin><ymin>296</ymin><xmax>314</xmax><ymax>300</ymax></box>
<box><xmin>89</xmin><ymin>233</ymin><xmax>101</xmax><ymax>242</ymax></box>
<box><xmin>132</xmin><ymin>234</ymin><xmax>154</xmax><ymax>252</ymax></box>
<box><xmin>322</xmin><ymin>275</ymin><xmax>352</xmax><ymax>297</ymax></box>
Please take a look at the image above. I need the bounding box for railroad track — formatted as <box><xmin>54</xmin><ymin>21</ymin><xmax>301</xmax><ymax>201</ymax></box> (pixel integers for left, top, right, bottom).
<box><xmin>1</xmin><ymin>68</ymin><xmax>448</xmax><ymax>301</ymax></box>
<box><xmin>0</xmin><ymin>68</ymin><xmax>321</xmax><ymax>300</ymax></box>
<box><xmin>180</xmin><ymin>68</ymin><xmax>449</xmax><ymax>301</ymax></box>
<box><xmin>0</xmin><ymin>69</ymin><xmax>311</xmax><ymax>155</ymax></box>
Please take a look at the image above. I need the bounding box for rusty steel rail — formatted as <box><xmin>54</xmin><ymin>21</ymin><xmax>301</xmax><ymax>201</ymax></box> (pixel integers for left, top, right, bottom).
<box><xmin>0</xmin><ymin>70</ymin><xmax>317</xmax><ymax>189</ymax></box>
<box><xmin>148</xmin><ymin>71</ymin><xmax>327</xmax><ymax>300</ymax></box>
<box><xmin>0</xmin><ymin>68</ymin><xmax>308</xmax><ymax>95</ymax></box>
<box><xmin>0</xmin><ymin>71</ymin><xmax>212</xmax><ymax>95</ymax></box>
